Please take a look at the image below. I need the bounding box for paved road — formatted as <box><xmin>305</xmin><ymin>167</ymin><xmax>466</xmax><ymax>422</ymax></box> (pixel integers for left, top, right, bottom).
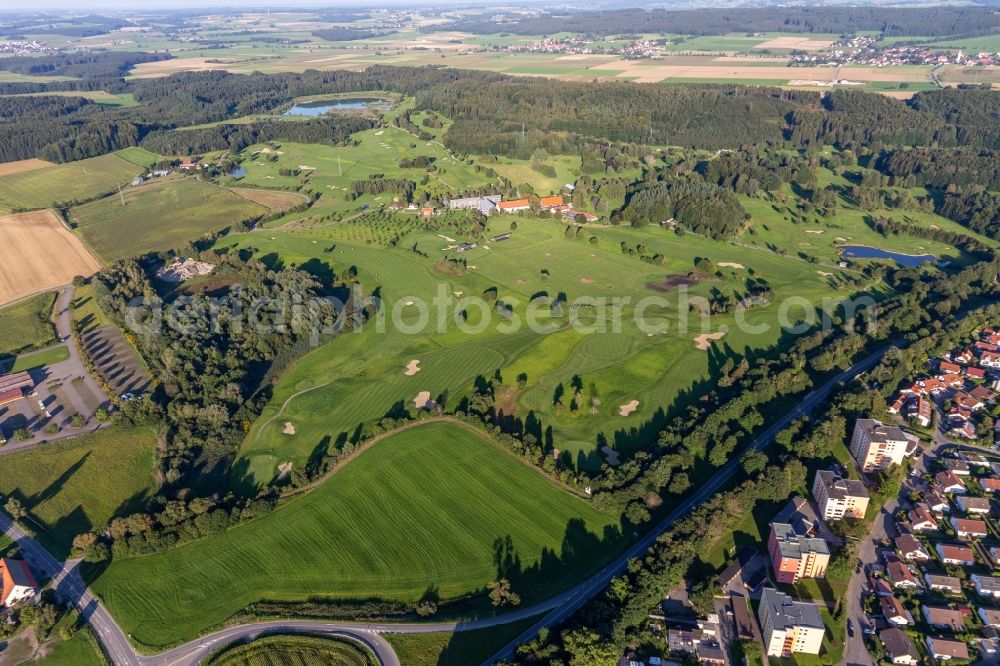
<box><xmin>486</xmin><ymin>341</ymin><xmax>902</xmax><ymax>664</ymax></box>
<box><xmin>0</xmin><ymin>285</ymin><xmax>110</xmax><ymax>455</ymax></box>
<box><xmin>0</xmin><ymin>340</ymin><xmax>901</xmax><ymax>666</ymax></box>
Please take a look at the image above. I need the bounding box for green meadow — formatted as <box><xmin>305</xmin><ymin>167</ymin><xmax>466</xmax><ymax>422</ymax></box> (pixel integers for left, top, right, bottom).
<box><xmin>91</xmin><ymin>421</ymin><xmax>620</xmax><ymax>648</ymax></box>
<box><xmin>0</xmin><ymin>149</ymin><xmax>159</xmax><ymax>210</ymax></box>
<box><xmin>0</xmin><ymin>426</ymin><xmax>158</xmax><ymax>557</ymax></box>
<box><xmin>71</xmin><ymin>177</ymin><xmax>268</xmax><ymax>260</ymax></box>
<box><xmin>0</xmin><ymin>290</ymin><xmax>57</xmax><ymax>357</ymax></box>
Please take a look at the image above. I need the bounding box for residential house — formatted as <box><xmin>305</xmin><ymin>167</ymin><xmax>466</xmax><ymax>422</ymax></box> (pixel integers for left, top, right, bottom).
<box><xmin>896</xmin><ymin>534</ymin><xmax>930</xmax><ymax>561</ymax></box>
<box><xmin>925</xmin><ymin>636</ymin><xmax>969</xmax><ymax>661</ymax></box>
<box><xmin>880</xmin><ymin>628</ymin><xmax>919</xmax><ymax>665</ymax></box>
<box><xmin>969</xmin><ymin>385</ymin><xmax>995</xmax><ymax>403</ymax></box>
<box><xmin>812</xmin><ymin>470</ymin><xmax>869</xmax><ymax>521</ymax></box>
<box><xmin>954</xmin><ymin>422</ymin><xmax>977</xmax><ymax>440</ymax></box>
<box><xmin>954</xmin><ymin>391</ymin><xmax>985</xmax><ymax>411</ymax></box>
<box><xmin>960</xmin><ymin>451</ymin><xmax>990</xmax><ymax>467</ymax></box>
<box><xmin>911</xmin><ymin>395</ymin><xmax>932</xmax><ymax>427</ymax></box>
<box><xmin>936</xmin><ymin>471</ymin><xmax>966</xmax><ymax>494</ymax></box>
<box><xmin>966</xmin><ymin>366</ymin><xmax>987</xmax><ymax>380</ymax></box>
<box><xmin>940</xmin><ymin>361</ymin><xmax>962</xmax><ymax>374</ymax></box>
<box><xmin>768</xmin><ymin>522</ymin><xmax>830</xmax><ymax>584</ymax></box>
<box><xmin>951</xmin><ymin>517</ymin><xmax>988</xmax><ymax>539</ymax></box>
<box><xmin>886</xmin><ymin>560</ymin><xmax>919</xmax><ymax>590</ymax></box>
<box><xmin>955</xmin><ymin>349</ymin><xmax>976</xmax><ymax>365</ymax></box>
<box><xmin>943</xmin><ymin>459</ymin><xmax>970</xmax><ymax>476</ymax></box>
<box><xmin>909</xmin><ymin>504</ymin><xmax>938</xmax><ymax>532</ymax></box>
<box><xmin>973</xmin><ymin>574</ymin><xmax>1000</xmax><ymax>599</ymax></box>
<box><xmin>981</xmin><ymin>608</ymin><xmax>1000</xmax><ymax>628</ymax></box>
<box><xmin>925</xmin><ymin>574</ymin><xmax>962</xmax><ymax>595</ymax></box>
<box><xmin>922</xmin><ymin>606</ymin><xmax>965</xmax><ymax>631</ymax></box>
<box><xmin>420</xmin><ymin>206</ymin><xmax>436</xmax><ymax>218</ymax></box>
<box><xmin>926</xmin><ymin>488</ymin><xmax>951</xmax><ymax>513</ymax></box>
<box><xmin>0</xmin><ymin>559</ymin><xmax>37</xmax><ymax>606</ymax></box>
<box><xmin>851</xmin><ymin>419</ymin><xmax>910</xmax><ymax>472</ymax></box>
<box><xmin>937</xmin><ymin>543</ymin><xmax>975</xmax><ymax>565</ymax></box>
<box><xmin>881</xmin><ymin>595</ymin><xmax>912</xmax><ymax>626</ymax></box>
<box><xmin>956</xmin><ymin>495</ymin><xmax>991</xmax><ymax>515</ymax></box>
<box><xmin>539</xmin><ymin>195</ymin><xmax>564</xmax><ymax>209</ymax></box>
<box><xmin>980</xmin><ymin>478</ymin><xmax>1000</xmax><ymax>494</ymax></box>
<box><xmin>757</xmin><ymin>588</ymin><xmax>825</xmax><ymax>658</ymax></box>
<box><xmin>982</xmin><ymin>351</ymin><xmax>1000</xmax><ymax>369</ymax></box>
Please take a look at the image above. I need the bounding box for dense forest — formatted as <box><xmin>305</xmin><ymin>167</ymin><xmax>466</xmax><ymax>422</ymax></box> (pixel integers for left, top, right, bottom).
<box><xmin>430</xmin><ymin>6</ymin><xmax>1000</xmax><ymax>38</ymax></box>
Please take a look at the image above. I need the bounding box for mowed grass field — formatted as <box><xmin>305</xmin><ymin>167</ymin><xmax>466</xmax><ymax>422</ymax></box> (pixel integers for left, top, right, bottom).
<box><xmin>71</xmin><ymin>178</ymin><xmax>269</xmax><ymax>260</ymax></box>
<box><xmin>0</xmin><ymin>149</ymin><xmax>158</xmax><ymax>210</ymax></box>
<box><xmin>229</xmin><ymin>211</ymin><xmax>857</xmax><ymax>484</ymax></box>
<box><xmin>0</xmin><ymin>290</ymin><xmax>56</xmax><ymax>356</ymax></box>
<box><xmin>91</xmin><ymin>421</ymin><xmax>619</xmax><ymax>648</ymax></box>
<box><xmin>0</xmin><ymin>426</ymin><xmax>158</xmax><ymax>557</ymax></box>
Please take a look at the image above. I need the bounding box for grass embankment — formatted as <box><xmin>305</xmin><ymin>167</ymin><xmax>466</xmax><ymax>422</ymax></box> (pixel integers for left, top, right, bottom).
<box><xmin>207</xmin><ymin>634</ymin><xmax>376</xmax><ymax>666</ymax></box>
<box><xmin>385</xmin><ymin>615</ymin><xmax>541</xmax><ymax>666</ymax></box>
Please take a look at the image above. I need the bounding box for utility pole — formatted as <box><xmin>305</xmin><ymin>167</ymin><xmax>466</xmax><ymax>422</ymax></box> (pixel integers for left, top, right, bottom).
<box><xmin>521</xmin><ymin>122</ymin><xmax>525</xmax><ymax>143</ymax></box>
<box><xmin>117</xmin><ymin>182</ymin><xmax>125</xmax><ymax>207</ymax></box>
<box><xmin>338</xmin><ymin>155</ymin><xmax>342</xmax><ymax>177</ymax></box>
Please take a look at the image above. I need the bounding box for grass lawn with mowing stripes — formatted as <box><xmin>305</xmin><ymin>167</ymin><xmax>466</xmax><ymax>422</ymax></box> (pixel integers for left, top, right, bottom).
<box><xmin>91</xmin><ymin>421</ymin><xmax>620</xmax><ymax>648</ymax></box>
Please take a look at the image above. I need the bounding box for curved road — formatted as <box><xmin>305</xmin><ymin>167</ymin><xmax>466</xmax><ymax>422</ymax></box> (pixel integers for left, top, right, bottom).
<box><xmin>0</xmin><ymin>341</ymin><xmax>900</xmax><ymax>666</ymax></box>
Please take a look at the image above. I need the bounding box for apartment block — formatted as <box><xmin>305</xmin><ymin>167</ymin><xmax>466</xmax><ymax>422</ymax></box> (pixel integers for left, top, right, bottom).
<box><xmin>758</xmin><ymin>587</ymin><xmax>825</xmax><ymax>657</ymax></box>
<box><xmin>850</xmin><ymin>419</ymin><xmax>910</xmax><ymax>472</ymax></box>
<box><xmin>768</xmin><ymin>522</ymin><xmax>830</xmax><ymax>584</ymax></box>
<box><xmin>812</xmin><ymin>470</ymin><xmax>869</xmax><ymax>521</ymax></box>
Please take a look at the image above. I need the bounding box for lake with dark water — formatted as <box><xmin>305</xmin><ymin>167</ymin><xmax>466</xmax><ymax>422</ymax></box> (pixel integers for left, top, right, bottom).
<box><xmin>839</xmin><ymin>245</ymin><xmax>936</xmax><ymax>267</ymax></box>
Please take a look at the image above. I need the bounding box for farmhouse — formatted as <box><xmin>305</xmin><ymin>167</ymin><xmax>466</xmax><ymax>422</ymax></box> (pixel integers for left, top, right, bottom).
<box><xmin>497</xmin><ymin>198</ymin><xmax>530</xmax><ymax>213</ymax></box>
<box><xmin>812</xmin><ymin>470</ymin><xmax>869</xmax><ymax>521</ymax></box>
<box><xmin>0</xmin><ymin>558</ymin><xmax>37</xmax><ymax>606</ymax></box>
<box><xmin>0</xmin><ymin>370</ymin><xmax>33</xmax><ymax>405</ymax></box>
<box><xmin>539</xmin><ymin>195</ymin><xmax>564</xmax><ymax>209</ymax></box>
<box><xmin>446</xmin><ymin>194</ymin><xmax>501</xmax><ymax>216</ymax></box>
<box><xmin>936</xmin><ymin>543</ymin><xmax>975</xmax><ymax>566</ymax></box>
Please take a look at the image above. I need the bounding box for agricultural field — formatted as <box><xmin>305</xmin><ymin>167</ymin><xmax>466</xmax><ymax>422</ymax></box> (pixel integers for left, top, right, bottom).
<box><xmin>0</xmin><ymin>290</ymin><xmax>57</xmax><ymax>357</ymax></box>
<box><xmin>0</xmin><ymin>211</ymin><xmax>102</xmax><ymax>306</ymax></box>
<box><xmin>0</xmin><ymin>150</ymin><xmax>158</xmax><ymax>210</ymax></box>
<box><xmin>91</xmin><ymin>421</ymin><xmax>620</xmax><ymax>647</ymax></box>
<box><xmin>70</xmin><ymin>177</ymin><xmax>269</xmax><ymax>261</ymax></box>
<box><xmin>207</xmin><ymin>635</ymin><xmax>376</xmax><ymax>666</ymax></box>
<box><xmin>0</xmin><ymin>158</ymin><xmax>55</xmax><ymax>177</ymax></box>
<box><xmin>0</xmin><ymin>426</ymin><xmax>158</xmax><ymax>556</ymax></box>
<box><xmin>230</xmin><ymin>186</ymin><xmax>310</xmax><ymax>212</ymax></box>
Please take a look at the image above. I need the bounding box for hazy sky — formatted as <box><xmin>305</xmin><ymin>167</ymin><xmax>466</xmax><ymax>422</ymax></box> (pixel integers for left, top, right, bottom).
<box><xmin>3</xmin><ymin>0</ymin><xmax>465</xmax><ymax>8</ymax></box>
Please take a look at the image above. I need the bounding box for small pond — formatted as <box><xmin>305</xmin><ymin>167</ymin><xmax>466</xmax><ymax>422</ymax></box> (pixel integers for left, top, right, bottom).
<box><xmin>283</xmin><ymin>98</ymin><xmax>390</xmax><ymax>116</ymax></box>
<box><xmin>839</xmin><ymin>245</ymin><xmax>936</xmax><ymax>268</ymax></box>
<box><xmin>229</xmin><ymin>167</ymin><xmax>247</xmax><ymax>178</ymax></box>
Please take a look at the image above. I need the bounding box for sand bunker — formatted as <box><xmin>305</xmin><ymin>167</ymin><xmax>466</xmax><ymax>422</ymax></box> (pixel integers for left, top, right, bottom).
<box><xmin>694</xmin><ymin>331</ymin><xmax>726</xmax><ymax>350</ymax></box>
<box><xmin>805</xmin><ymin>229</ymin><xmax>825</xmax><ymax>234</ymax></box>
<box><xmin>580</xmin><ymin>276</ymin><xmax>595</xmax><ymax>284</ymax></box>
<box><xmin>437</xmin><ymin>234</ymin><xmax>456</xmax><ymax>242</ymax></box>
<box><xmin>618</xmin><ymin>400</ymin><xmax>640</xmax><ymax>416</ymax></box>
<box><xmin>283</xmin><ymin>422</ymin><xmax>296</xmax><ymax>435</ymax></box>
<box><xmin>299</xmin><ymin>165</ymin><xmax>316</xmax><ymax>170</ymax></box>
<box><xmin>404</xmin><ymin>359</ymin><xmax>421</xmax><ymax>376</ymax></box>
<box><xmin>515</xmin><ymin>279</ymin><xmax>528</xmax><ymax>286</ymax></box>
<box><xmin>375</xmin><ymin>130</ymin><xmax>384</xmax><ymax>136</ymax></box>
<box><xmin>602</xmin><ymin>446</ymin><xmax>621</xmax><ymax>466</ymax></box>
<box><xmin>405</xmin><ymin>300</ymin><xmax>414</xmax><ymax>306</ymax></box>
<box><xmin>718</xmin><ymin>262</ymin><xmax>745</xmax><ymax>269</ymax></box>
<box><xmin>276</xmin><ymin>461</ymin><xmax>293</xmax><ymax>480</ymax></box>
<box><xmin>817</xmin><ymin>271</ymin><xmax>833</xmax><ymax>277</ymax></box>
<box><xmin>835</xmin><ymin>237</ymin><xmax>847</xmax><ymax>242</ymax></box>
<box><xmin>453</xmin><ymin>290</ymin><xmax>464</xmax><ymax>297</ymax></box>
<box><xmin>413</xmin><ymin>391</ymin><xmax>436</xmax><ymax>410</ymax></box>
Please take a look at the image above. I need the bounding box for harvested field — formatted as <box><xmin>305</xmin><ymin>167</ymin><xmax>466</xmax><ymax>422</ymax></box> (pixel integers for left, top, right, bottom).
<box><xmin>0</xmin><ymin>211</ymin><xmax>101</xmax><ymax>306</ymax></box>
<box><xmin>130</xmin><ymin>57</ymin><xmax>239</xmax><ymax>78</ymax></box>
<box><xmin>694</xmin><ymin>331</ymin><xmax>727</xmax><ymax>350</ymax></box>
<box><xmin>0</xmin><ymin>158</ymin><xmax>54</xmax><ymax>177</ymax></box>
<box><xmin>753</xmin><ymin>37</ymin><xmax>834</xmax><ymax>51</ymax></box>
<box><xmin>229</xmin><ymin>187</ymin><xmax>309</xmax><ymax>212</ymax></box>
